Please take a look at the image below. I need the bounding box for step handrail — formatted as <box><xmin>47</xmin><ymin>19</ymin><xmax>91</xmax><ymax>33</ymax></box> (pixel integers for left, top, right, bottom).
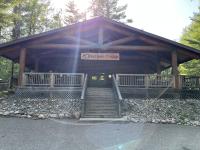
<box><xmin>112</xmin><ymin>74</ymin><xmax>123</xmax><ymax>117</ymax></box>
<box><xmin>112</xmin><ymin>75</ymin><xmax>122</xmax><ymax>100</ymax></box>
<box><xmin>81</xmin><ymin>74</ymin><xmax>88</xmax><ymax>117</ymax></box>
<box><xmin>81</xmin><ymin>74</ymin><xmax>88</xmax><ymax>100</ymax></box>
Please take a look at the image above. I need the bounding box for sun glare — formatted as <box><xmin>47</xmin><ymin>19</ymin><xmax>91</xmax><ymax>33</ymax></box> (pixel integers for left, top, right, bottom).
<box><xmin>51</xmin><ymin>0</ymin><xmax>198</xmax><ymax>41</ymax></box>
<box><xmin>74</xmin><ymin>0</ymin><xmax>90</xmax><ymax>11</ymax></box>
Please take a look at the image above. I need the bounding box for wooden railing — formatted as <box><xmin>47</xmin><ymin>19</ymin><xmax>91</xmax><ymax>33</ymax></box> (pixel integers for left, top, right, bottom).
<box><xmin>0</xmin><ymin>80</ymin><xmax>9</xmax><ymax>90</ymax></box>
<box><xmin>116</xmin><ymin>74</ymin><xmax>174</xmax><ymax>88</ymax></box>
<box><xmin>148</xmin><ymin>74</ymin><xmax>174</xmax><ymax>88</ymax></box>
<box><xmin>22</xmin><ymin>73</ymin><xmax>84</xmax><ymax>87</ymax></box>
<box><xmin>54</xmin><ymin>73</ymin><xmax>84</xmax><ymax>87</ymax></box>
<box><xmin>181</xmin><ymin>76</ymin><xmax>200</xmax><ymax>89</ymax></box>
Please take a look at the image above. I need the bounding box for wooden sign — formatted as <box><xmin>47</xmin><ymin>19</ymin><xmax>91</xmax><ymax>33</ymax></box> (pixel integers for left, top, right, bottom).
<box><xmin>81</xmin><ymin>53</ymin><xmax>120</xmax><ymax>61</ymax></box>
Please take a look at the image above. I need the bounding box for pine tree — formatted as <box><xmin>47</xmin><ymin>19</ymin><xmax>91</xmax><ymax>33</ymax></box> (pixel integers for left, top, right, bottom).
<box><xmin>0</xmin><ymin>0</ymin><xmax>22</xmax><ymax>42</ymax></box>
<box><xmin>90</xmin><ymin>0</ymin><xmax>128</xmax><ymax>21</ymax></box>
<box><xmin>21</xmin><ymin>0</ymin><xmax>52</xmax><ymax>36</ymax></box>
<box><xmin>64</xmin><ymin>0</ymin><xmax>83</xmax><ymax>25</ymax></box>
<box><xmin>50</xmin><ymin>10</ymin><xmax>63</xmax><ymax>28</ymax></box>
<box><xmin>9</xmin><ymin>0</ymin><xmax>62</xmax><ymax>38</ymax></box>
<box><xmin>12</xmin><ymin>3</ymin><xmax>22</xmax><ymax>40</ymax></box>
<box><xmin>0</xmin><ymin>0</ymin><xmax>61</xmax><ymax>80</ymax></box>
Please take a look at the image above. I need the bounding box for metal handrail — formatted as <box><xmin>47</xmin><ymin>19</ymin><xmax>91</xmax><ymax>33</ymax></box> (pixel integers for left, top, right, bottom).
<box><xmin>112</xmin><ymin>75</ymin><xmax>122</xmax><ymax>100</ymax></box>
<box><xmin>81</xmin><ymin>74</ymin><xmax>88</xmax><ymax>100</ymax></box>
<box><xmin>81</xmin><ymin>74</ymin><xmax>88</xmax><ymax>117</ymax></box>
<box><xmin>112</xmin><ymin>74</ymin><xmax>123</xmax><ymax>117</ymax></box>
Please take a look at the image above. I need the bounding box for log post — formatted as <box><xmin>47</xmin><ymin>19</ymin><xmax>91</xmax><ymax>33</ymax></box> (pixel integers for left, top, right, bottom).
<box><xmin>98</xmin><ymin>27</ymin><xmax>104</xmax><ymax>46</ymax></box>
<box><xmin>10</xmin><ymin>61</ymin><xmax>14</xmax><ymax>88</ymax></box>
<box><xmin>171</xmin><ymin>50</ymin><xmax>179</xmax><ymax>89</ymax></box>
<box><xmin>157</xmin><ymin>62</ymin><xmax>161</xmax><ymax>74</ymax></box>
<box><xmin>50</xmin><ymin>73</ymin><xmax>54</xmax><ymax>88</ymax></box>
<box><xmin>34</xmin><ymin>58</ymin><xmax>39</xmax><ymax>72</ymax></box>
<box><xmin>18</xmin><ymin>48</ymin><xmax>26</xmax><ymax>86</ymax></box>
<box><xmin>145</xmin><ymin>75</ymin><xmax>149</xmax><ymax>89</ymax></box>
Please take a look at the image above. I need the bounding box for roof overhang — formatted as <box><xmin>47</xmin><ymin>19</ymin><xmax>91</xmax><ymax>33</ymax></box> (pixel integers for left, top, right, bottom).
<box><xmin>0</xmin><ymin>17</ymin><xmax>199</xmax><ymax>73</ymax></box>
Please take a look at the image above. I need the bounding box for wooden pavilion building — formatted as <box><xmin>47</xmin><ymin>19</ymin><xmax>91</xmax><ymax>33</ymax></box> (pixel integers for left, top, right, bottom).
<box><xmin>0</xmin><ymin>17</ymin><xmax>200</xmax><ymax>118</ymax></box>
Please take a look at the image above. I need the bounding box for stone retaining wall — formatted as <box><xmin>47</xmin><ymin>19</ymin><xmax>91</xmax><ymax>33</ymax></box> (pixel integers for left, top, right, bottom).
<box><xmin>122</xmin><ymin>98</ymin><xmax>200</xmax><ymax>126</ymax></box>
<box><xmin>0</xmin><ymin>97</ymin><xmax>82</xmax><ymax>119</ymax></box>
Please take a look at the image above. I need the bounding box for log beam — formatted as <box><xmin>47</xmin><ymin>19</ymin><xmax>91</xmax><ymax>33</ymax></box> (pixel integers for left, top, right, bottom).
<box><xmin>28</xmin><ymin>44</ymin><xmax>169</xmax><ymax>51</ymax></box>
<box><xmin>178</xmin><ymin>49</ymin><xmax>200</xmax><ymax>59</ymax></box>
<box><xmin>103</xmin><ymin>45</ymin><xmax>169</xmax><ymax>51</ymax></box>
<box><xmin>27</xmin><ymin>23</ymin><xmax>100</xmax><ymax>45</ymax></box>
<box><xmin>103</xmin><ymin>36</ymin><xmax>137</xmax><ymax>47</ymax></box>
<box><xmin>0</xmin><ymin>46</ymin><xmax>20</xmax><ymax>55</ymax></box>
<box><xmin>103</xmin><ymin>24</ymin><xmax>134</xmax><ymax>36</ymax></box>
<box><xmin>65</xmin><ymin>35</ymin><xmax>97</xmax><ymax>46</ymax></box>
<box><xmin>138</xmin><ymin>36</ymin><xmax>170</xmax><ymax>47</ymax></box>
<box><xmin>27</xmin><ymin>44</ymin><xmax>98</xmax><ymax>49</ymax></box>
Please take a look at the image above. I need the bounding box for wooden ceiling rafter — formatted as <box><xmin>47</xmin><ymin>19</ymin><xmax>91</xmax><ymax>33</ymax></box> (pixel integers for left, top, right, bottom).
<box><xmin>103</xmin><ymin>36</ymin><xmax>137</xmax><ymax>47</ymax></box>
<box><xmin>23</xmin><ymin>22</ymin><xmax>101</xmax><ymax>46</ymax></box>
<box><xmin>103</xmin><ymin>24</ymin><xmax>134</xmax><ymax>36</ymax></box>
<box><xmin>138</xmin><ymin>36</ymin><xmax>170</xmax><ymax>47</ymax></box>
<box><xmin>178</xmin><ymin>49</ymin><xmax>200</xmax><ymax>59</ymax></box>
<box><xmin>0</xmin><ymin>46</ymin><xmax>21</xmax><ymax>55</ymax></box>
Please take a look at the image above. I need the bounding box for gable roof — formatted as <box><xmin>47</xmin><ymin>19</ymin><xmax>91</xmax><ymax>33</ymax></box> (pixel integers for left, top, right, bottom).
<box><xmin>0</xmin><ymin>16</ymin><xmax>200</xmax><ymax>56</ymax></box>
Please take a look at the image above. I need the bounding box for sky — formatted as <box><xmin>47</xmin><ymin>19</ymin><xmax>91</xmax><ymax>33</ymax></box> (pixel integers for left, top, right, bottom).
<box><xmin>51</xmin><ymin>0</ymin><xmax>199</xmax><ymax>41</ymax></box>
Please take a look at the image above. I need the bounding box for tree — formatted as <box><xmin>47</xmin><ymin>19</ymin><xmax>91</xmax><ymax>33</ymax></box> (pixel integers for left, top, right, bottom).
<box><xmin>12</xmin><ymin>3</ymin><xmax>22</xmax><ymax>40</ymax></box>
<box><xmin>21</xmin><ymin>0</ymin><xmax>53</xmax><ymax>36</ymax></box>
<box><xmin>179</xmin><ymin>6</ymin><xmax>200</xmax><ymax>76</ymax></box>
<box><xmin>49</xmin><ymin>10</ymin><xmax>63</xmax><ymax>28</ymax></box>
<box><xmin>0</xmin><ymin>0</ymin><xmax>22</xmax><ymax>42</ymax></box>
<box><xmin>0</xmin><ymin>57</ymin><xmax>19</xmax><ymax>81</ymax></box>
<box><xmin>10</xmin><ymin>0</ymin><xmax>63</xmax><ymax>39</ymax></box>
<box><xmin>0</xmin><ymin>0</ymin><xmax>22</xmax><ymax>81</ymax></box>
<box><xmin>0</xmin><ymin>0</ymin><xmax>62</xmax><ymax>82</ymax></box>
<box><xmin>89</xmin><ymin>0</ymin><xmax>128</xmax><ymax>21</ymax></box>
<box><xmin>64</xmin><ymin>0</ymin><xmax>83</xmax><ymax>25</ymax></box>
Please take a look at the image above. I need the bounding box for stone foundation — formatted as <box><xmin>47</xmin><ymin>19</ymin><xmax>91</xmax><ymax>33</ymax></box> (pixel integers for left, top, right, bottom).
<box><xmin>123</xmin><ymin>99</ymin><xmax>200</xmax><ymax>126</ymax></box>
<box><xmin>0</xmin><ymin>97</ymin><xmax>81</xmax><ymax>119</ymax></box>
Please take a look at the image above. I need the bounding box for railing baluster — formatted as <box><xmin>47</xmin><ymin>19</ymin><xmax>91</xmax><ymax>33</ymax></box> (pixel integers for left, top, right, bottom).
<box><xmin>25</xmin><ymin>73</ymin><xmax>174</xmax><ymax>88</ymax></box>
<box><xmin>115</xmin><ymin>74</ymin><xmax>174</xmax><ymax>88</ymax></box>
